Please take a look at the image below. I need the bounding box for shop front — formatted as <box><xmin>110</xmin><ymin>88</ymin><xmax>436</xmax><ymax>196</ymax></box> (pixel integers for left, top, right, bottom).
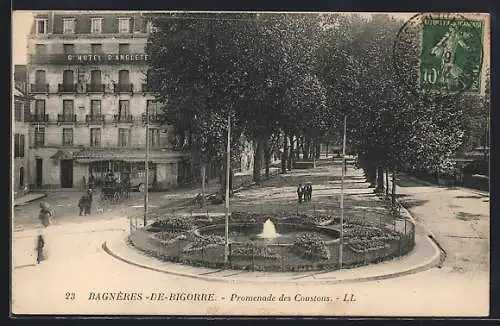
<box><xmin>73</xmin><ymin>148</ymin><xmax>190</xmax><ymax>191</ymax></box>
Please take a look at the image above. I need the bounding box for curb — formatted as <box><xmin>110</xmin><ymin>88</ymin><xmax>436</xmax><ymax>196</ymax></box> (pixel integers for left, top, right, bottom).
<box><xmin>102</xmin><ymin>233</ymin><xmax>441</xmax><ymax>285</ymax></box>
<box><xmin>14</xmin><ymin>193</ymin><xmax>47</xmax><ymax>207</ymax></box>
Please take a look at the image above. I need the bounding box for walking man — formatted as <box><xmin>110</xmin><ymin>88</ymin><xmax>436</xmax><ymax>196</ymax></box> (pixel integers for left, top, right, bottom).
<box><xmin>297</xmin><ymin>184</ymin><xmax>304</xmax><ymax>204</ymax></box>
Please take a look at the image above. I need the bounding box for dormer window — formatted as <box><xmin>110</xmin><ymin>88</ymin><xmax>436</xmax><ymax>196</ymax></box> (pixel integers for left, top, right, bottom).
<box><xmin>35</xmin><ymin>19</ymin><xmax>48</xmax><ymax>35</ymax></box>
<box><xmin>118</xmin><ymin>18</ymin><xmax>130</xmax><ymax>33</ymax></box>
<box><xmin>63</xmin><ymin>18</ymin><xmax>75</xmax><ymax>34</ymax></box>
<box><xmin>91</xmin><ymin>18</ymin><xmax>103</xmax><ymax>34</ymax></box>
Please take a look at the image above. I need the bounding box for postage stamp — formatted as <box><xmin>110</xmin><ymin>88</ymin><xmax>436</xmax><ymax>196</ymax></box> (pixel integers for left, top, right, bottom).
<box><xmin>419</xmin><ymin>16</ymin><xmax>484</xmax><ymax>93</ymax></box>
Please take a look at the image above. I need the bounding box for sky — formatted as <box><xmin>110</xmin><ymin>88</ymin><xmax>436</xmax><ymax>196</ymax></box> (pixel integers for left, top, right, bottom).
<box><xmin>12</xmin><ymin>11</ymin><xmax>33</xmax><ymax>65</ymax></box>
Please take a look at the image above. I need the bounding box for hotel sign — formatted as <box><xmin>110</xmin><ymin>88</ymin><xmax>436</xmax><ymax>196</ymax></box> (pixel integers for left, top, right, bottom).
<box><xmin>29</xmin><ymin>53</ymin><xmax>150</xmax><ymax>65</ymax></box>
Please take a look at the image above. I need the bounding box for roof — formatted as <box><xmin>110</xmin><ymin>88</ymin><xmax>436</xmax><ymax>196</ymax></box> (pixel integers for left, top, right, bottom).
<box><xmin>73</xmin><ymin>148</ymin><xmax>190</xmax><ymax>163</ymax></box>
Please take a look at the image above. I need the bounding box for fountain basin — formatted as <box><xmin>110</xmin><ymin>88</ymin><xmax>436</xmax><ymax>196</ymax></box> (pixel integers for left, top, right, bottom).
<box><xmin>194</xmin><ymin>223</ymin><xmax>340</xmax><ymax>245</ymax></box>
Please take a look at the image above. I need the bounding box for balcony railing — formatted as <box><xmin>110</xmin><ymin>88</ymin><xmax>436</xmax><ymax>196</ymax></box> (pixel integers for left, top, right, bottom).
<box><xmin>58</xmin><ymin>83</ymin><xmax>77</xmax><ymax>93</ymax></box>
<box><xmin>57</xmin><ymin>114</ymin><xmax>77</xmax><ymax>123</ymax></box>
<box><xmin>30</xmin><ymin>84</ymin><xmax>49</xmax><ymax>93</ymax></box>
<box><xmin>30</xmin><ymin>114</ymin><xmax>49</xmax><ymax>122</ymax></box>
<box><xmin>113</xmin><ymin>114</ymin><xmax>134</xmax><ymax>123</ymax></box>
<box><xmin>113</xmin><ymin>83</ymin><xmax>133</xmax><ymax>93</ymax></box>
<box><xmin>85</xmin><ymin>114</ymin><xmax>105</xmax><ymax>124</ymax></box>
<box><xmin>86</xmin><ymin>83</ymin><xmax>106</xmax><ymax>93</ymax></box>
<box><xmin>142</xmin><ymin>113</ymin><xmax>162</xmax><ymax>124</ymax></box>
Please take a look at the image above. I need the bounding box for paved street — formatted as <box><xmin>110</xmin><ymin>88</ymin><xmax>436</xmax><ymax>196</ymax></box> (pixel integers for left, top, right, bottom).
<box><xmin>11</xmin><ymin>160</ymin><xmax>490</xmax><ymax>316</ymax></box>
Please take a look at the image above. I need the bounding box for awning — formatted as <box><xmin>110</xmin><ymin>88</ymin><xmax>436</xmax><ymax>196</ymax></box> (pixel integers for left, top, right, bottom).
<box><xmin>50</xmin><ymin>149</ymin><xmax>74</xmax><ymax>160</ymax></box>
<box><xmin>73</xmin><ymin>148</ymin><xmax>190</xmax><ymax>164</ymax></box>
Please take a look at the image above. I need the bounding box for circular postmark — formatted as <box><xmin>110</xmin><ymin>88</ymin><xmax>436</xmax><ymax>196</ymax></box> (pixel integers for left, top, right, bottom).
<box><xmin>392</xmin><ymin>12</ymin><xmax>485</xmax><ymax>95</ymax></box>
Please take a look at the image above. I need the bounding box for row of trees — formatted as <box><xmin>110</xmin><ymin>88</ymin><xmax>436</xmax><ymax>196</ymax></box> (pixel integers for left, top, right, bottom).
<box><xmin>145</xmin><ymin>13</ymin><xmax>488</xmax><ymax>195</ymax></box>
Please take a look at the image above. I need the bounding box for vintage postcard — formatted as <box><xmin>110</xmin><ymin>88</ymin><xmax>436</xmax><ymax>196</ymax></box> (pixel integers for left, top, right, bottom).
<box><xmin>11</xmin><ymin>11</ymin><xmax>490</xmax><ymax>316</ymax></box>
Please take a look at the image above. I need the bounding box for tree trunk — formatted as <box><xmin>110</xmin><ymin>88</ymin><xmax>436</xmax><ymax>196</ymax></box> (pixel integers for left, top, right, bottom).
<box><xmin>287</xmin><ymin>136</ymin><xmax>294</xmax><ymax>171</ymax></box>
<box><xmin>264</xmin><ymin>139</ymin><xmax>271</xmax><ymax>179</ymax></box>
<box><xmin>281</xmin><ymin>133</ymin><xmax>288</xmax><ymax>174</ymax></box>
<box><xmin>326</xmin><ymin>143</ymin><xmax>329</xmax><ymax>157</ymax></box>
<box><xmin>303</xmin><ymin>137</ymin><xmax>310</xmax><ymax>160</ymax></box>
<box><xmin>391</xmin><ymin>170</ymin><xmax>397</xmax><ymax>206</ymax></box>
<box><xmin>385</xmin><ymin>168</ymin><xmax>389</xmax><ymax>195</ymax></box>
<box><xmin>375</xmin><ymin>166</ymin><xmax>385</xmax><ymax>193</ymax></box>
<box><xmin>367</xmin><ymin>165</ymin><xmax>377</xmax><ymax>188</ymax></box>
<box><xmin>315</xmin><ymin>142</ymin><xmax>321</xmax><ymax>159</ymax></box>
<box><xmin>201</xmin><ymin>163</ymin><xmax>206</xmax><ymax>207</ymax></box>
<box><xmin>253</xmin><ymin>136</ymin><xmax>265</xmax><ymax>183</ymax></box>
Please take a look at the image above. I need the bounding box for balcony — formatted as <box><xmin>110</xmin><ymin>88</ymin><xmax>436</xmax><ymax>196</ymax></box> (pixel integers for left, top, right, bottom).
<box><xmin>113</xmin><ymin>83</ymin><xmax>133</xmax><ymax>93</ymax></box>
<box><xmin>58</xmin><ymin>83</ymin><xmax>77</xmax><ymax>93</ymax></box>
<box><xmin>86</xmin><ymin>83</ymin><xmax>105</xmax><ymax>93</ymax></box>
<box><xmin>113</xmin><ymin>114</ymin><xmax>134</xmax><ymax>123</ymax></box>
<box><xmin>30</xmin><ymin>114</ymin><xmax>49</xmax><ymax>123</ymax></box>
<box><xmin>85</xmin><ymin>114</ymin><xmax>105</xmax><ymax>125</ymax></box>
<box><xmin>57</xmin><ymin>114</ymin><xmax>77</xmax><ymax>124</ymax></box>
<box><xmin>142</xmin><ymin>113</ymin><xmax>162</xmax><ymax>124</ymax></box>
<box><xmin>30</xmin><ymin>84</ymin><xmax>49</xmax><ymax>93</ymax></box>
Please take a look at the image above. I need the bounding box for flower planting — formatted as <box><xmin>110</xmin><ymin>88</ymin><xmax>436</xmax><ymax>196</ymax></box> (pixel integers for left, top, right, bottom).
<box><xmin>292</xmin><ymin>233</ymin><xmax>331</xmax><ymax>260</ymax></box>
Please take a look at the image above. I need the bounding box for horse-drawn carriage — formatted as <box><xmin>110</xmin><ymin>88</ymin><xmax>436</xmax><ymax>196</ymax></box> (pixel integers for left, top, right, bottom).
<box><xmin>100</xmin><ymin>176</ymin><xmax>130</xmax><ymax>203</ymax></box>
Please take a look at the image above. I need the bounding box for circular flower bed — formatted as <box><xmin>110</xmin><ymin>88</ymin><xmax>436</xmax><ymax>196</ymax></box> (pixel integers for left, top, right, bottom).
<box><xmin>130</xmin><ymin>212</ymin><xmax>414</xmax><ymax>272</ymax></box>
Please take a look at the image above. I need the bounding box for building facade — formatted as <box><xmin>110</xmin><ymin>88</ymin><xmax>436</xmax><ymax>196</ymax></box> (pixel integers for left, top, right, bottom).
<box><xmin>13</xmin><ymin>86</ymin><xmax>31</xmax><ymax>197</ymax></box>
<box><xmin>27</xmin><ymin>11</ymin><xmax>190</xmax><ymax>190</ymax></box>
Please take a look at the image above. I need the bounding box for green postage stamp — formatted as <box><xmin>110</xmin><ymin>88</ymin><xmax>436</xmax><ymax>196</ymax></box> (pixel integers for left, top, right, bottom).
<box><xmin>419</xmin><ymin>16</ymin><xmax>484</xmax><ymax>93</ymax></box>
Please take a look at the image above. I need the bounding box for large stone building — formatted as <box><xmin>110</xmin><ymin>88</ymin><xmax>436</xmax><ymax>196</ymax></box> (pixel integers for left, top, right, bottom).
<box><xmin>26</xmin><ymin>11</ymin><xmax>190</xmax><ymax>191</ymax></box>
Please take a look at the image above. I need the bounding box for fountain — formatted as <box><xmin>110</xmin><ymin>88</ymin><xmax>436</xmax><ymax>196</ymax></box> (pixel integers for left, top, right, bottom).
<box><xmin>257</xmin><ymin>218</ymin><xmax>280</xmax><ymax>239</ymax></box>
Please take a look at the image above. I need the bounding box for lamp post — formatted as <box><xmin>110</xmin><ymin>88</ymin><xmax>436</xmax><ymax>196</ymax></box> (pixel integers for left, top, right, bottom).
<box><xmin>224</xmin><ymin>113</ymin><xmax>231</xmax><ymax>264</ymax></box>
<box><xmin>339</xmin><ymin>115</ymin><xmax>347</xmax><ymax>269</ymax></box>
<box><xmin>144</xmin><ymin>102</ymin><xmax>150</xmax><ymax>227</ymax></box>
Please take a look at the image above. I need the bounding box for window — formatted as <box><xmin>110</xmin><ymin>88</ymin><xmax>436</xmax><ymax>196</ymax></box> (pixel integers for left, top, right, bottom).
<box><xmin>119</xmin><ymin>100</ymin><xmax>130</xmax><ymax>116</ymax></box>
<box><xmin>118</xmin><ymin>43</ymin><xmax>130</xmax><ymax>54</ymax></box>
<box><xmin>91</xmin><ymin>100</ymin><xmax>101</xmax><ymax>116</ymax></box>
<box><xmin>91</xmin><ymin>18</ymin><xmax>102</xmax><ymax>34</ymax></box>
<box><xmin>14</xmin><ymin>134</ymin><xmax>19</xmax><ymax>158</ymax></box>
<box><xmin>146</xmin><ymin>100</ymin><xmax>159</xmax><ymax>115</ymax></box>
<box><xmin>91</xmin><ymin>43</ymin><xmax>102</xmax><ymax>54</ymax></box>
<box><xmin>35</xmin><ymin>127</ymin><xmax>45</xmax><ymax>146</ymax></box>
<box><xmin>90</xmin><ymin>128</ymin><xmax>101</xmax><ymax>147</ymax></box>
<box><xmin>19</xmin><ymin>134</ymin><xmax>25</xmax><ymax>157</ymax></box>
<box><xmin>63</xmin><ymin>100</ymin><xmax>74</xmax><ymax>116</ymax></box>
<box><xmin>36</xmin><ymin>19</ymin><xmax>47</xmax><ymax>35</ymax></box>
<box><xmin>118</xmin><ymin>70</ymin><xmax>130</xmax><ymax>85</ymax></box>
<box><xmin>15</xmin><ymin>101</ymin><xmax>23</xmax><ymax>121</ymax></box>
<box><xmin>63</xmin><ymin>44</ymin><xmax>75</xmax><ymax>54</ymax></box>
<box><xmin>35</xmin><ymin>44</ymin><xmax>47</xmax><ymax>55</ymax></box>
<box><xmin>118</xmin><ymin>128</ymin><xmax>131</xmax><ymax>147</ymax></box>
<box><xmin>35</xmin><ymin>70</ymin><xmax>46</xmax><ymax>85</ymax></box>
<box><xmin>149</xmin><ymin>128</ymin><xmax>160</xmax><ymax>148</ymax></box>
<box><xmin>118</xmin><ymin>18</ymin><xmax>130</xmax><ymax>33</ymax></box>
<box><xmin>62</xmin><ymin>128</ymin><xmax>73</xmax><ymax>146</ymax></box>
<box><xmin>35</xmin><ymin>99</ymin><xmax>45</xmax><ymax>116</ymax></box>
<box><xmin>63</xmin><ymin>18</ymin><xmax>75</xmax><ymax>34</ymax></box>
<box><xmin>63</xmin><ymin>69</ymin><xmax>74</xmax><ymax>85</ymax></box>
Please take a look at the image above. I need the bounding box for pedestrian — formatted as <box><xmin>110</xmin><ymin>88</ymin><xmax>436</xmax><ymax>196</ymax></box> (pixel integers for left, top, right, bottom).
<box><xmin>88</xmin><ymin>173</ymin><xmax>95</xmax><ymax>190</ymax></box>
<box><xmin>86</xmin><ymin>188</ymin><xmax>93</xmax><ymax>215</ymax></box>
<box><xmin>39</xmin><ymin>202</ymin><xmax>52</xmax><ymax>227</ymax></box>
<box><xmin>297</xmin><ymin>184</ymin><xmax>304</xmax><ymax>204</ymax></box>
<box><xmin>78</xmin><ymin>192</ymin><xmax>91</xmax><ymax>216</ymax></box>
<box><xmin>307</xmin><ymin>183</ymin><xmax>313</xmax><ymax>201</ymax></box>
<box><xmin>36</xmin><ymin>231</ymin><xmax>45</xmax><ymax>264</ymax></box>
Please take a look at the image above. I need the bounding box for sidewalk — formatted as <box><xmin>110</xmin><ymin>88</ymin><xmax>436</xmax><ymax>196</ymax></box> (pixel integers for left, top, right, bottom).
<box><xmin>14</xmin><ymin>193</ymin><xmax>47</xmax><ymax>207</ymax></box>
